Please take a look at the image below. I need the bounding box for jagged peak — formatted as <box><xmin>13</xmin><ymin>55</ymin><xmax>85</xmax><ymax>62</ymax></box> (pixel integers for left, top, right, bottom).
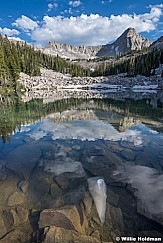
<box><xmin>118</xmin><ymin>27</ymin><xmax>145</xmax><ymax>39</ymax></box>
<box><xmin>43</xmin><ymin>27</ymin><xmax>153</xmax><ymax>59</ymax></box>
<box><xmin>125</xmin><ymin>27</ymin><xmax>136</xmax><ymax>33</ymax></box>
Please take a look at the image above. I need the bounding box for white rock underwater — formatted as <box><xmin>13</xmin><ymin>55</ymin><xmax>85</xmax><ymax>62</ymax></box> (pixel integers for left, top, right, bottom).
<box><xmin>87</xmin><ymin>177</ymin><xmax>107</xmax><ymax>223</ymax></box>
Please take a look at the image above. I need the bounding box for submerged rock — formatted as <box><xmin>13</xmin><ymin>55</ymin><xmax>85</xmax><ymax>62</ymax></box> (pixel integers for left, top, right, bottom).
<box><xmin>0</xmin><ymin>216</ymin><xmax>7</xmax><ymax>238</ymax></box>
<box><xmin>0</xmin><ymin>229</ymin><xmax>27</xmax><ymax>243</ymax></box>
<box><xmin>106</xmin><ymin>188</ymin><xmax>119</xmax><ymax>207</ymax></box>
<box><xmin>18</xmin><ymin>180</ymin><xmax>29</xmax><ymax>193</ymax></box>
<box><xmin>137</xmin><ymin>199</ymin><xmax>163</xmax><ymax>226</ymax></box>
<box><xmin>0</xmin><ymin>173</ymin><xmax>20</xmax><ymax>207</ymax></box>
<box><xmin>50</xmin><ymin>181</ymin><xmax>62</xmax><ymax>198</ymax></box>
<box><xmin>39</xmin><ymin>205</ymin><xmax>86</xmax><ymax>233</ymax></box>
<box><xmin>6</xmin><ymin>144</ymin><xmax>41</xmax><ymax>179</ymax></box>
<box><xmin>82</xmin><ymin>192</ymin><xmax>93</xmax><ymax>215</ymax></box>
<box><xmin>107</xmin><ymin>203</ymin><xmax>124</xmax><ymax>235</ymax></box>
<box><xmin>82</xmin><ymin>147</ymin><xmax>123</xmax><ymax>184</ymax></box>
<box><xmin>1</xmin><ymin>210</ymin><xmax>14</xmax><ymax>231</ymax></box>
<box><xmin>39</xmin><ymin>209</ymin><xmax>76</xmax><ymax>231</ymax></box>
<box><xmin>43</xmin><ymin>226</ymin><xmax>101</xmax><ymax>243</ymax></box>
<box><xmin>121</xmin><ymin>148</ymin><xmax>136</xmax><ymax>161</ymax></box>
<box><xmin>42</xmin><ymin>159</ymin><xmax>85</xmax><ymax>178</ymax></box>
<box><xmin>7</xmin><ymin>191</ymin><xmax>24</xmax><ymax>206</ymax></box>
<box><xmin>14</xmin><ymin>207</ymin><xmax>29</xmax><ymax>224</ymax></box>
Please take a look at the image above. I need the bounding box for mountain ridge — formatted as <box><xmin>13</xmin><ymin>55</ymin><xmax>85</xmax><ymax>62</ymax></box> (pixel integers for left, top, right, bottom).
<box><xmin>149</xmin><ymin>36</ymin><xmax>163</xmax><ymax>50</ymax></box>
<box><xmin>43</xmin><ymin>27</ymin><xmax>153</xmax><ymax>59</ymax></box>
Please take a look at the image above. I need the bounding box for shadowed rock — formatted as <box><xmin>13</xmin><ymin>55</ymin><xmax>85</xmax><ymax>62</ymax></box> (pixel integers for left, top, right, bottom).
<box><xmin>6</xmin><ymin>144</ymin><xmax>41</xmax><ymax>179</ymax></box>
<box><xmin>39</xmin><ymin>210</ymin><xmax>76</xmax><ymax>231</ymax></box>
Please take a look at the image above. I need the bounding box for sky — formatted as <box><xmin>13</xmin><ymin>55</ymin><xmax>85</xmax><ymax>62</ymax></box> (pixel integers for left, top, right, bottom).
<box><xmin>0</xmin><ymin>0</ymin><xmax>163</xmax><ymax>47</ymax></box>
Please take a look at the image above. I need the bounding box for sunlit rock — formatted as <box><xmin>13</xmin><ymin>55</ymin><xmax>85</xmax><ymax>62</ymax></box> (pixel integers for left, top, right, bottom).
<box><xmin>7</xmin><ymin>191</ymin><xmax>24</xmax><ymax>206</ymax></box>
<box><xmin>42</xmin><ymin>226</ymin><xmax>100</xmax><ymax>243</ymax></box>
<box><xmin>87</xmin><ymin>177</ymin><xmax>107</xmax><ymax>223</ymax></box>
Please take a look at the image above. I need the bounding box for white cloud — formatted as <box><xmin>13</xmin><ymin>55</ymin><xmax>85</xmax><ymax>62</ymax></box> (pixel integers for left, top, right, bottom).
<box><xmin>8</xmin><ymin>36</ymin><xmax>24</xmax><ymax>42</ymax></box>
<box><xmin>9</xmin><ymin>5</ymin><xmax>162</xmax><ymax>47</ymax></box>
<box><xmin>148</xmin><ymin>3</ymin><xmax>163</xmax><ymax>8</ymax></box>
<box><xmin>0</xmin><ymin>27</ymin><xmax>20</xmax><ymax>36</ymax></box>
<box><xmin>48</xmin><ymin>3</ymin><xmax>53</xmax><ymax>11</ymax></box>
<box><xmin>102</xmin><ymin>0</ymin><xmax>112</xmax><ymax>4</ymax></box>
<box><xmin>12</xmin><ymin>15</ymin><xmax>38</xmax><ymax>30</ymax></box>
<box><xmin>69</xmin><ymin>1</ymin><xmax>81</xmax><ymax>7</ymax></box>
<box><xmin>63</xmin><ymin>8</ymin><xmax>73</xmax><ymax>15</ymax></box>
<box><xmin>31</xmin><ymin>5</ymin><xmax>163</xmax><ymax>47</ymax></box>
<box><xmin>48</xmin><ymin>3</ymin><xmax>58</xmax><ymax>12</ymax></box>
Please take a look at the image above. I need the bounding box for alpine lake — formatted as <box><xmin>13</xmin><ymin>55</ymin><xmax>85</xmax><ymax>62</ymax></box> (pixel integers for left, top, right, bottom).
<box><xmin>0</xmin><ymin>88</ymin><xmax>163</xmax><ymax>243</ymax></box>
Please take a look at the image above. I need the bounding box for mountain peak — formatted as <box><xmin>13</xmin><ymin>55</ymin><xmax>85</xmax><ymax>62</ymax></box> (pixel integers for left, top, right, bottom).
<box><xmin>112</xmin><ymin>27</ymin><xmax>152</xmax><ymax>53</ymax></box>
<box><xmin>126</xmin><ymin>27</ymin><xmax>136</xmax><ymax>32</ymax></box>
<box><xmin>43</xmin><ymin>28</ymin><xmax>152</xmax><ymax>59</ymax></box>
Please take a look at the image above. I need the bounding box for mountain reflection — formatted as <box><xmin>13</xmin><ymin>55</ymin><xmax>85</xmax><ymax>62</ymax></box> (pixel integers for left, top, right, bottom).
<box><xmin>0</xmin><ymin>90</ymin><xmax>162</xmax><ymax>143</ymax></box>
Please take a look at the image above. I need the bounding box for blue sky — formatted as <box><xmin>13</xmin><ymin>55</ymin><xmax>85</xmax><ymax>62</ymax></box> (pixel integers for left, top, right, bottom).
<box><xmin>0</xmin><ymin>0</ymin><xmax>163</xmax><ymax>47</ymax></box>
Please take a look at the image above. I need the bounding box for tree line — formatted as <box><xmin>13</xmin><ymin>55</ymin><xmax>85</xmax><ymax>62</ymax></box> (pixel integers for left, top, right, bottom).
<box><xmin>0</xmin><ymin>34</ymin><xmax>163</xmax><ymax>92</ymax></box>
<box><xmin>0</xmin><ymin>35</ymin><xmax>90</xmax><ymax>92</ymax></box>
<box><xmin>92</xmin><ymin>48</ymin><xmax>163</xmax><ymax>77</ymax></box>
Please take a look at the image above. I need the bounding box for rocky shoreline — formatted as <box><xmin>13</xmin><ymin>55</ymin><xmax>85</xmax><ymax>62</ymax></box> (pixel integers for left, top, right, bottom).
<box><xmin>18</xmin><ymin>68</ymin><xmax>163</xmax><ymax>92</ymax></box>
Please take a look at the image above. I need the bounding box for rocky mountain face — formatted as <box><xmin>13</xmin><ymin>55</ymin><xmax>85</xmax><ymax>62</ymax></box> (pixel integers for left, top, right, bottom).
<box><xmin>97</xmin><ymin>27</ymin><xmax>152</xmax><ymax>57</ymax></box>
<box><xmin>43</xmin><ymin>28</ymin><xmax>152</xmax><ymax>59</ymax></box>
<box><xmin>43</xmin><ymin>42</ymin><xmax>101</xmax><ymax>60</ymax></box>
<box><xmin>149</xmin><ymin>36</ymin><xmax>163</xmax><ymax>50</ymax></box>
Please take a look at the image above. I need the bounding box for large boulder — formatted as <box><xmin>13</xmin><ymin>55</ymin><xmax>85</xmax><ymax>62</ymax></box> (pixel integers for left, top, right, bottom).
<box><xmin>81</xmin><ymin>146</ymin><xmax>123</xmax><ymax>184</ymax></box>
<box><xmin>6</xmin><ymin>144</ymin><xmax>41</xmax><ymax>179</ymax></box>
<box><xmin>42</xmin><ymin>226</ymin><xmax>101</xmax><ymax>243</ymax></box>
<box><xmin>39</xmin><ymin>205</ymin><xmax>87</xmax><ymax>234</ymax></box>
<box><xmin>7</xmin><ymin>191</ymin><xmax>24</xmax><ymax>206</ymax></box>
<box><xmin>0</xmin><ymin>173</ymin><xmax>19</xmax><ymax>207</ymax></box>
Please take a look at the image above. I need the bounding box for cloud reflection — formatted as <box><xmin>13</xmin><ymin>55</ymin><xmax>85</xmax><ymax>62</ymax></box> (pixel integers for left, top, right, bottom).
<box><xmin>27</xmin><ymin>119</ymin><xmax>143</xmax><ymax>145</ymax></box>
<box><xmin>115</xmin><ymin>164</ymin><xmax>163</xmax><ymax>215</ymax></box>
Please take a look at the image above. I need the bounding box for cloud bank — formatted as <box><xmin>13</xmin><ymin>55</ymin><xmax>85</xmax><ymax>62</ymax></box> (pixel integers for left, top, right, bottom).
<box><xmin>12</xmin><ymin>15</ymin><xmax>38</xmax><ymax>30</ymax></box>
<box><xmin>10</xmin><ymin>4</ymin><xmax>163</xmax><ymax>46</ymax></box>
<box><xmin>0</xmin><ymin>27</ymin><xmax>19</xmax><ymax>36</ymax></box>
